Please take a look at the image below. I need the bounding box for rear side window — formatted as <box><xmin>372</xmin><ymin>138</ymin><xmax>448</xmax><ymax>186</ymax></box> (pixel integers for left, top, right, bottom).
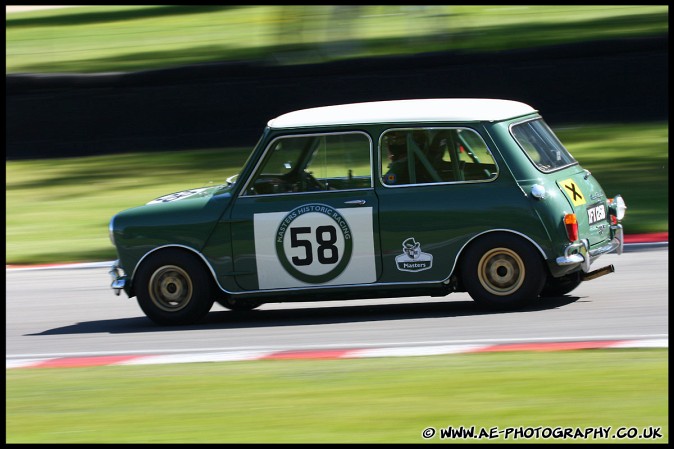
<box><xmin>379</xmin><ymin>127</ymin><xmax>497</xmax><ymax>186</ymax></box>
<box><xmin>511</xmin><ymin>118</ymin><xmax>577</xmax><ymax>172</ymax></box>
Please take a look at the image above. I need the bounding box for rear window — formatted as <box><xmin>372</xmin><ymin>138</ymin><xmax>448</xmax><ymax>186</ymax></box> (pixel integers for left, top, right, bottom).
<box><xmin>511</xmin><ymin>118</ymin><xmax>577</xmax><ymax>172</ymax></box>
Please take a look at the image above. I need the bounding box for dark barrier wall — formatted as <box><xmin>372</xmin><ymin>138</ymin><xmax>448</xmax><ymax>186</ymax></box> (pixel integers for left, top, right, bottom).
<box><xmin>6</xmin><ymin>37</ymin><xmax>667</xmax><ymax>160</ymax></box>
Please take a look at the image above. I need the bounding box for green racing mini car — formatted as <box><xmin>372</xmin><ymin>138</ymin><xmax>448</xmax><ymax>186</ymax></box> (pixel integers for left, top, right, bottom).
<box><xmin>109</xmin><ymin>98</ymin><xmax>627</xmax><ymax>325</ymax></box>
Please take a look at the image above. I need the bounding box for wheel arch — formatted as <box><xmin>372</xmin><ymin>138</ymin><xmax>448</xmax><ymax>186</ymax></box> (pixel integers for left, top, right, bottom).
<box><xmin>455</xmin><ymin>229</ymin><xmax>548</xmax><ymax>308</ymax></box>
<box><xmin>451</xmin><ymin>229</ymin><xmax>548</xmax><ymax>283</ymax></box>
<box><xmin>129</xmin><ymin>244</ymin><xmax>222</xmax><ymax>298</ymax></box>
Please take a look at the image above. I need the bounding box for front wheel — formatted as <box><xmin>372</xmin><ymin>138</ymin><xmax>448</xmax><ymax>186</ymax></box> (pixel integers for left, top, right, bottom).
<box><xmin>461</xmin><ymin>234</ymin><xmax>545</xmax><ymax>310</ymax></box>
<box><xmin>135</xmin><ymin>250</ymin><xmax>214</xmax><ymax>325</ymax></box>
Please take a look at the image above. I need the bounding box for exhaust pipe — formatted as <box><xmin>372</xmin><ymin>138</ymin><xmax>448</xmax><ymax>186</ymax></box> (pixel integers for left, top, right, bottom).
<box><xmin>581</xmin><ymin>264</ymin><xmax>615</xmax><ymax>281</ymax></box>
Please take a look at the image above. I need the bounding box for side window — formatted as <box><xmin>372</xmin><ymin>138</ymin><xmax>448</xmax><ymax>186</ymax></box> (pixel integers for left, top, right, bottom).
<box><xmin>245</xmin><ymin>132</ymin><xmax>371</xmax><ymax>195</ymax></box>
<box><xmin>307</xmin><ymin>133</ymin><xmax>372</xmax><ymax>190</ymax></box>
<box><xmin>380</xmin><ymin>128</ymin><xmax>496</xmax><ymax>186</ymax></box>
<box><xmin>454</xmin><ymin>129</ymin><xmax>498</xmax><ymax>181</ymax></box>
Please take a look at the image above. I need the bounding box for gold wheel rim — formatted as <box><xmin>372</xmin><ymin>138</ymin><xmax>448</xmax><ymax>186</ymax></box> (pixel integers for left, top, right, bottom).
<box><xmin>149</xmin><ymin>265</ymin><xmax>193</xmax><ymax>312</ymax></box>
<box><xmin>477</xmin><ymin>248</ymin><xmax>525</xmax><ymax>296</ymax></box>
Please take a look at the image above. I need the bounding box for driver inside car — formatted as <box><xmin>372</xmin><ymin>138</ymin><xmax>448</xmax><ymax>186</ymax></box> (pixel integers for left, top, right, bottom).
<box><xmin>382</xmin><ymin>132</ymin><xmax>410</xmax><ymax>185</ymax></box>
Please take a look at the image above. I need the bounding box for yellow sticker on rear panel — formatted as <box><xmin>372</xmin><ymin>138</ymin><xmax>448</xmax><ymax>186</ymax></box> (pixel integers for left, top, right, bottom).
<box><xmin>558</xmin><ymin>179</ymin><xmax>586</xmax><ymax>206</ymax></box>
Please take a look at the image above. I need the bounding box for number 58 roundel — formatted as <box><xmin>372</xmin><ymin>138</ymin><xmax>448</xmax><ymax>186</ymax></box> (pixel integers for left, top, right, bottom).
<box><xmin>253</xmin><ymin>204</ymin><xmax>377</xmax><ymax>289</ymax></box>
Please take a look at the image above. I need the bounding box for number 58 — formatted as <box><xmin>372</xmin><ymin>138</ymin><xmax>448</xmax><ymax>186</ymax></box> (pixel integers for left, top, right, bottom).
<box><xmin>290</xmin><ymin>226</ymin><xmax>339</xmax><ymax>266</ymax></box>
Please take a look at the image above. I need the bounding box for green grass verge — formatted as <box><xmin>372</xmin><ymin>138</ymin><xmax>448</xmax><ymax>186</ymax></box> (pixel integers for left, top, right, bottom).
<box><xmin>5</xmin><ymin>349</ymin><xmax>668</xmax><ymax>443</ymax></box>
<box><xmin>6</xmin><ymin>148</ymin><xmax>250</xmax><ymax>264</ymax></box>
<box><xmin>6</xmin><ymin>5</ymin><xmax>668</xmax><ymax>74</ymax></box>
<box><xmin>5</xmin><ymin>122</ymin><xmax>668</xmax><ymax>265</ymax></box>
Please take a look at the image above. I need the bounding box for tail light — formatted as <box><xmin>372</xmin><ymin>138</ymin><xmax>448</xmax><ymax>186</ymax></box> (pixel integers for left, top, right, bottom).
<box><xmin>564</xmin><ymin>213</ymin><xmax>578</xmax><ymax>242</ymax></box>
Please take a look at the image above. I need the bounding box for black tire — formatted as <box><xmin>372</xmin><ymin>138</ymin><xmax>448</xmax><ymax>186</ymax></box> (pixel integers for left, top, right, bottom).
<box><xmin>135</xmin><ymin>249</ymin><xmax>214</xmax><ymax>325</ymax></box>
<box><xmin>217</xmin><ymin>297</ymin><xmax>263</xmax><ymax>311</ymax></box>
<box><xmin>460</xmin><ymin>234</ymin><xmax>546</xmax><ymax>310</ymax></box>
<box><xmin>540</xmin><ymin>271</ymin><xmax>582</xmax><ymax>297</ymax></box>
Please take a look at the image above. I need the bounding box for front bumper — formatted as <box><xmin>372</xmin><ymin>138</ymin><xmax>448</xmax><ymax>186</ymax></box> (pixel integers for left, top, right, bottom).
<box><xmin>109</xmin><ymin>260</ymin><xmax>127</xmax><ymax>296</ymax></box>
<box><xmin>556</xmin><ymin>224</ymin><xmax>623</xmax><ymax>272</ymax></box>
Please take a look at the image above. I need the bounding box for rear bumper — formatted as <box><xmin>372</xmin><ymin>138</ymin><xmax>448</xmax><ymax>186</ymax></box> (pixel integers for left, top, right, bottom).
<box><xmin>556</xmin><ymin>224</ymin><xmax>623</xmax><ymax>272</ymax></box>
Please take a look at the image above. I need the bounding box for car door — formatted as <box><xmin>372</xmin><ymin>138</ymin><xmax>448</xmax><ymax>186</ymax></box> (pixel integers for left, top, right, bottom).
<box><xmin>230</xmin><ymin>131</ymin><xmax>381</xmax><ymax>291</ymax></box>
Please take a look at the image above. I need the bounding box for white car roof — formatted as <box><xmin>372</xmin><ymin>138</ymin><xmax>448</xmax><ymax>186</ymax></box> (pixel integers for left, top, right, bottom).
<box><xmin>267</xmin><ymin>98</ymin><xmax>537</xmax><ymax>129</ymax></box>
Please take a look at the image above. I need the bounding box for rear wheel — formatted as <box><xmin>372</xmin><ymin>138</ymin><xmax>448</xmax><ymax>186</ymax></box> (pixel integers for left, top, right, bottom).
<box><xmin>135</xmin><ymin>250</ymin><xmax>214</xmax><ymax>325</ymax></box>
<box><xmin>461</xmin><ymin>234</ymin><xmax>545</xmax><ymax>310</ymax></box>
<box><xmin>540</xmin><ymin>271</ymin><xmax>582</xmax><ymax>297</ymax></box>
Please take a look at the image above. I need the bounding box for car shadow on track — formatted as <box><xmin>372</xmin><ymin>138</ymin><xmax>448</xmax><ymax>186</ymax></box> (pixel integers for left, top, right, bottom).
<box><xmin>30</xmin><ymin>295</ymin><xmax>581</xmax><ymax>335</ymax></box>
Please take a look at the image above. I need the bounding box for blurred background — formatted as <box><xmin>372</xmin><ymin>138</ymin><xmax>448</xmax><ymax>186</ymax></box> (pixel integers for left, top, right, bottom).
<box><xmin>8</xmin><ymin>5</ymin><xmax>665</xmax><ymax>71</ymax></box>
<box><xmin>5</xmin><ymin>5</ymin><xmax>668</xmax><ymax>264</ymax></box>
<box><xmin>6</xmin><ymin>5</ymin><xmax>668</xmax><ymax>158</ymax></box>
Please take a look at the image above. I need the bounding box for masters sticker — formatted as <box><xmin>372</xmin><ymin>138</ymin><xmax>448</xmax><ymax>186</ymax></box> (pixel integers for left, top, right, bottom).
<box><xmin>254</xmin><ymin>205</ymin><xmax>376</xmax><ymax>289</ymax></box>
<box><xmin>558</xmin><ymin>179</ymin><xmax>586</xmax><ymax>206</ymax></box>
<box><xmin>395</xmin><ymin>238</ymin><xmax>433</xmax><ymax>272</ymax></box>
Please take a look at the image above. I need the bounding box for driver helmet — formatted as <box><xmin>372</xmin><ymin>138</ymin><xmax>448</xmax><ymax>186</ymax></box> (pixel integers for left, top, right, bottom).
<box><xmin>385</xmin><ymin>132</ymin><xmax>407</xmax><ymax>159</ymax></box>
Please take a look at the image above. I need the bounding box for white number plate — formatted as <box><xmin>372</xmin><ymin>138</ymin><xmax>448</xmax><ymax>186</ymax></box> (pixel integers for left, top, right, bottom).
<box><xmin>587</xmin><ymin>203</ymin><xmax>606</xmax><ymax>225</ymax></box>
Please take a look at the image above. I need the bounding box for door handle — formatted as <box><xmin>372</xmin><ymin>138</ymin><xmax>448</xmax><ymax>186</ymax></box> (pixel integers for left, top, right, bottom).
<box><xmin>344</xmin><ymin>200</ymin><xmax>366</xmax><ymax>206</ymax></box>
